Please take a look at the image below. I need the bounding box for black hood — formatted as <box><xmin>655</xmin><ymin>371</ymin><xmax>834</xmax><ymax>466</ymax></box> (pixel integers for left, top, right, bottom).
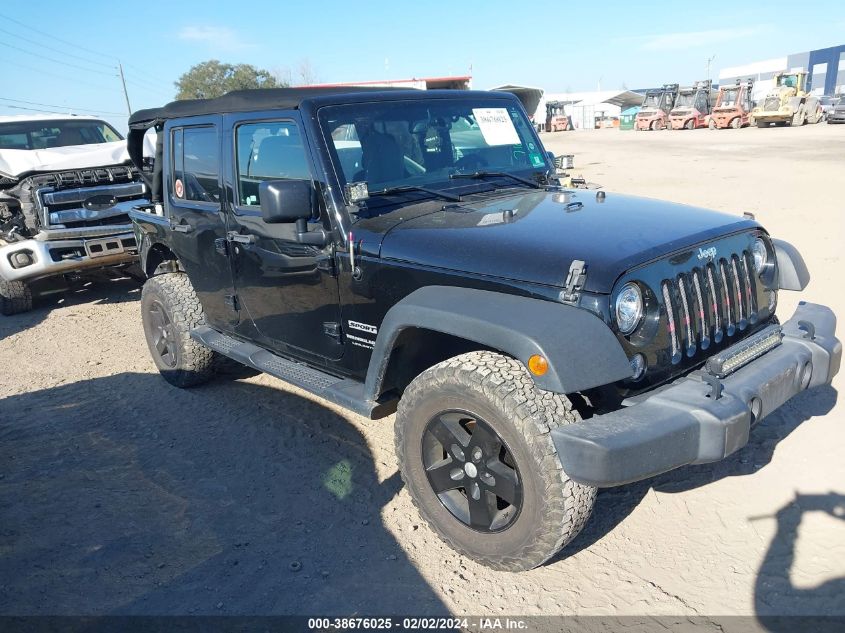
<box><xmin>378</xmin><ymin>189</ymin><xmax>759</xmax><ymax>293</ymax></box>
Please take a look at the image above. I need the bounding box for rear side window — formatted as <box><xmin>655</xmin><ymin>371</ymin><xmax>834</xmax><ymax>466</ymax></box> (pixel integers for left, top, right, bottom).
<box><xmin>236</xmin><ymin>121</ymin><xmax>311</xmax><ymax>207</ymax></box>
<box><xmin>171</xmin><ymin>125</ymin><xmax>221</xmax><ymax>204</ymax></box>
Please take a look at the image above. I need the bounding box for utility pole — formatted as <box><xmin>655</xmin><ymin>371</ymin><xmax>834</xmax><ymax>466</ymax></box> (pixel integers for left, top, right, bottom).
<box><xmin>706</xmin><ymin>54</ymin><xmax>716</xmax><ymax>86</ymax></box>
<box><xmin>118</xmin><ymin>61</ymin><xmax>132</xmax><ymax>116</ymax></box>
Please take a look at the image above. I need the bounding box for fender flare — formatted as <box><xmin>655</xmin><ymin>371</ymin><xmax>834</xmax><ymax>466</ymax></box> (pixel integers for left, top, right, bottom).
<box><xmin>772</xmin><ymin>238</ymin><xmax>810</xmax><ymax>291</ymax></box>
<box><xmin>363</xmin><ymin>286</ymin><xmax>633</xmax><ymax>400</ymax></box>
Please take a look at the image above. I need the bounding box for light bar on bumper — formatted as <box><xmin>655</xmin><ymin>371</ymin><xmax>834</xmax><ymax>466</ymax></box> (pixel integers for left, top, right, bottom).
<box><xmin>705</xmin><ymin>325</ymin><xmax>783</xmax><ymax>378</ymax></box>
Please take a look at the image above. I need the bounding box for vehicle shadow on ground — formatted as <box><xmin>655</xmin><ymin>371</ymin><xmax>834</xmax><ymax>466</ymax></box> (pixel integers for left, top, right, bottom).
<box><xmin>0</xmin><ymin>372</ymin><xmax>447</xmax><ymax>615</ymax></box>
<box><xmin>753</xmin><ymin>491</ymin><xmax>845</xmax><ymax>630</ymax></box>
<box><xmin>558</xmin><ymin>385</ymin><xmax>839</xmax><ymax>563</ymax></box>
<box><xmin>0</xmin><ymin>276</ymin><xmax>141</xmax><ymax>341</ymax></box>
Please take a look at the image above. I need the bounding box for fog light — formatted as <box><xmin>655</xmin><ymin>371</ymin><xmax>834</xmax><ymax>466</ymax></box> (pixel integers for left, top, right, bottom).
<box><xmin>10</xmin><ymin>251</ymin><xmax>34</xmax><ymax>269</ymax></box>
<box><xmin>629</xmin><ymin>354</ymin><xmax>646</xmax><ymax>381</ymax></box>
<box><xmin>527</xmin><ymin>354</ymin><xmax>548</xmax><ymax>376</ymax></box>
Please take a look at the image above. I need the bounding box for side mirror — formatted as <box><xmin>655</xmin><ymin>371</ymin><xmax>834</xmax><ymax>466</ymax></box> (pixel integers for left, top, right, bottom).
<box><xmin>258</xmin><ymin>180</ymin><xmax>313</xmax><ymax>224</ymax></box>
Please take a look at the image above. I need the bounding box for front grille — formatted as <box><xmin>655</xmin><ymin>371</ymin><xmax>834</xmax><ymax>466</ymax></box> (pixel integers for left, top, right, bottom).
<box><xmin>763</xmin><ymin>97</ymin><xmax>780</xmax><ymax>111</ymax></box>
<box><xmin>661</xmin><ymin>251</ymin><xmax>759</xmax><ymax>365</ymax></box>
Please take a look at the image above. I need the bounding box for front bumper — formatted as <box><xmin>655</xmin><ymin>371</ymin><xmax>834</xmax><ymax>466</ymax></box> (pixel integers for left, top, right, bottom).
<box><xmin>552</xmin><ymin>302</ymin><xmax>841</xmax><ymax>487</ymax></box>
<box><xmin>0</xmin><ymin>232</ymin><xmax>138</xmax><ymax>283</ymax></box>
<box><xmin>827</xmin><ymin>113</ymin><xmax>845</xmax><ymax>123</ymax></box>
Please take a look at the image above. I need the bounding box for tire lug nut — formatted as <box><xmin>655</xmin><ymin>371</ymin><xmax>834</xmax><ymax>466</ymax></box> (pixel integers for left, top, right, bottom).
<box><xmin>472</xmin><ymin>447</ymin><xmax>483</xmax><ymax>462</ymax></box>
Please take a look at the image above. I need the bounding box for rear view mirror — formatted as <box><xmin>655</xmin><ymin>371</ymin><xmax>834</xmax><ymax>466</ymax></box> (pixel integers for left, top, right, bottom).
<box><xmin>259</xmin><ymin>180</ymin><xmax>313</xmax><ymax>224</ymax></box>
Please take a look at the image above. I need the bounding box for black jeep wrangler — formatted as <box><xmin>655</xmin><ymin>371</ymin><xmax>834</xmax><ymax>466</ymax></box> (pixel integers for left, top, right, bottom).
<box><xmin>127</xmin><ymin>88</ymin><xmax>840</xmax><ymax>571</ymax></box>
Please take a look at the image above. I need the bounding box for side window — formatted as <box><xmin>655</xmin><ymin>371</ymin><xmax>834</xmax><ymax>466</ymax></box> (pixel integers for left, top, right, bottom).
<box><xmin>171</xmin><ymin>126</ymin><xmax>220</xmax><ymax>204</ymax></box>
<box><xmin>236</xmin><ymin>121</ymin><xmax>311</xmax><ymax>207</ymax></box>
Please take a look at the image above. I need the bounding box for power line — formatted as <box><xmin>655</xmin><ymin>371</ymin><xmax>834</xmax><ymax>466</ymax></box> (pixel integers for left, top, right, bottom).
<box><xmin>0</xmin><ymin>97</ymin><xmax>124</xmax><ymax>116</ymax></box>
<box><xmin>1</xmin><ymin>104</ymin><xmax>84</xmax><ymax>115</ymax></box>
<box><xmin>0</xmin><ymin>25</ymin><xmax>116</xmax><ymax>69</ymax></box>
<box><xmin>0</xmin><ymin>11</ymin><xmax>114</xmax><ymax>62</ymax></box>
<box><xmin>0</xmin><ymin>41</ymin><xmax>119</xmax><ymax>77</ymax></box>
<box><xmin>10</xmin><ymin>60</ymin><xmax>114</xmax><ymax>92</ymax></box>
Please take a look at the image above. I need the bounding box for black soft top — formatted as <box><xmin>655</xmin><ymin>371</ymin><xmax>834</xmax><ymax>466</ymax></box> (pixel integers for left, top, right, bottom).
<box><xmin>128</xmin><ymin>86</ymin><xmax>413</xmax><ymax>128</ymax></box>
<box><xmin>127</xmin><ymin>87</ymin><xmax>519</xmax><ymax>203</ymax></box>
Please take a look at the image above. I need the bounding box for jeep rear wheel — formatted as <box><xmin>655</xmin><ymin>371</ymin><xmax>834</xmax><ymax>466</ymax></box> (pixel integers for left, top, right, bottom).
<box><xmin>0</xmin><ymin>280</ymin><xmax>33</xmax><ymax>316</ymax></box>
<box><xmin>395</xmin><ymin>351</ymin><xmax>596</xmax><ymax>571</ymax></box>
<box><xmin>141</xmin><ymin>273</ymin><xmax>216</xmax><ymax>388</ymax></box>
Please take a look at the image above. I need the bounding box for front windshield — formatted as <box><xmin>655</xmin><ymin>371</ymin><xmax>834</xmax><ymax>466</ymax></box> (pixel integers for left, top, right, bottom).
<box><xmin>319</xmin><ymin>98</ymin><xmax>548</xmax><ymax>196</ymax></box>
<box><xmin>0</xmin><ymin>119</ymin><xmax>123</xmax><ymax>150</ymax></box>
<box><xmin>779</xmin><ymin>75</ymin><xmax>798</xmax><ymax>89</ymax></box>
<box><xmin>642</xmin><ymin>93</ymin><xmax>661</xmax><ymax>109</ymax></box>
<box><xmin>719</xmin><ymin>88</ymin><xmax>739</xmax><ymax>107</ymax></box>
<box><xmin>674</xmin><ymin>93</ymin><xmax>695</xmax><ymax>108</ymax></box>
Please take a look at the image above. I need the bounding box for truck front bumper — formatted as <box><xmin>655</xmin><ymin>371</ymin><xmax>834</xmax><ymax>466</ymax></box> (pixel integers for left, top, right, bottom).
<box><xmin>0</xmin><ymin>232</ymin><xmax>138</xmax><ymax>283</ymax></box>
<box><xmin>552</xmin><ymin>302</ymin><xmax>840</xmax><ymax>487</ymax></box>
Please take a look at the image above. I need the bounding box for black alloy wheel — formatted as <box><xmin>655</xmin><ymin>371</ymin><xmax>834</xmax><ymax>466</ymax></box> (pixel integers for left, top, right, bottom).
<box><xmin>146</xmin><ymin>299</ymin><xmax>178</xmax><ymax>368</ymax></box>
<box><xmin>422</xmin><ymin>410</ymin><xmax>523</xmax><ymax>533</ymax></box>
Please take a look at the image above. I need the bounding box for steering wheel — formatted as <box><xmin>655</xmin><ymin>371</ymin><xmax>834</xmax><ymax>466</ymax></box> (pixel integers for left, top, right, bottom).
<box><xmin>454</xmin><ymin>153</ymin><xmax>488</xmax><ymax>172</ymax></box>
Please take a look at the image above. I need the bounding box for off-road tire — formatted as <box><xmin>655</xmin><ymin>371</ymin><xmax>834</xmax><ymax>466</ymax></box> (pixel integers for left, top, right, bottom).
<box><xmin>730</xmin><ymin>117</ymin><xmax>741</xmax><ymax>129</ymax></box>
<box><xmin>0</xmin><ymin>280</ymin><xmax>33</xmax><ymax>316</ymax></box>
<box><xmin>141</xmin><ymin>273</ymin><xmax>216</xmax><ymax>388</ymax></box>
<box><xmin>395</xmin><ymin>351</ymin><xmax>596</xmax><ymax>571</ymax></box>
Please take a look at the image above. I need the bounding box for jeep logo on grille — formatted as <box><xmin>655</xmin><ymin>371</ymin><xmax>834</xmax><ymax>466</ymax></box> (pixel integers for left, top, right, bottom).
<box><xmin>697</xmin><ymin>247</ymin><xmax>717</xmax><ymax>261</ymax></box>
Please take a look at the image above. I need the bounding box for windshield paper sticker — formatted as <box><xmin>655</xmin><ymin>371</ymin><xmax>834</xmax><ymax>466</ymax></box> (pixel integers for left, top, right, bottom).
<box><xmin>472</xmin><ymin>108</ymin><xmax>520</xmax><ymax>146</ymax></box>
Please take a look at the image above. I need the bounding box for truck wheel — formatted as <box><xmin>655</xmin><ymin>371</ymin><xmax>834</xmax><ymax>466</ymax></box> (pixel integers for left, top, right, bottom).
<box><xmin>684</xmin><ymin>119</ymin><xmax>694</xmax><ymax>130</ymax></box>
<box><xmin>708</xmin><ymin>118</ymin><xmax>717</xmax><ymax>129</ymax></box>
<box><xmin>0</xmin><ymin>279</ymin><xmax>33</xmax><ymax>316</ymax></box>
<box><xmin>141</xmin><ymin>273</ymin><xmax>216</xmax><ymax>388</ymax></box>
<box><xmin>730</xmin><ymin>117</ymin><xmax>741</xmax><ymax>129</ymax></box>
<box><xmin>395</xmin><ymin>351</ymin><xmax>596</xmax><ymax>571</ymax></box>
<box><xmin>757</xmin><ymin>120</ymin><xmax>768</xmax><ymax>128</ymax></box>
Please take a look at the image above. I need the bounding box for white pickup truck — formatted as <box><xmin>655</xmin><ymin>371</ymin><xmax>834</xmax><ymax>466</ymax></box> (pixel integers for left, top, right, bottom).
<box><xmin>0</xmin><ymin>114</ymin><xmax>149</xmax><ymax>315</ymax></box>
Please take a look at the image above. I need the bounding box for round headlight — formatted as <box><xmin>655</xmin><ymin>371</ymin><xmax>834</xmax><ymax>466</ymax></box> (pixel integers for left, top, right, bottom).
<box><xmin>615</xmin><ymin>283</ymin><xmax>643</xmax><ymax>334</ymax></box>
<box><xmin>751</xmin><ymin>238</ymin><xmax>768</xmax><ymax>274</ymax></box>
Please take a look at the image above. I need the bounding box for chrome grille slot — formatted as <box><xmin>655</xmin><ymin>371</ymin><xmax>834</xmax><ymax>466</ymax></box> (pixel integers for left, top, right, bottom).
<box><xmin>676</xmin><ymin>273</ymin><xmax>695</xmax><ymax>357</ymax></box>
<box><xmin>662</xmin><ymin>281</ymin><xmax>682</xmax><ymax>364</ymax></box>
<box><xmin>691</xmin><ymin>269</ymin><xmax>710</xmax><ymax>350</ymax></box>
<box><xmin>719</xmin><ymin>259</ymin><xmax>736</xmax><ymax>336</ymax></box>
<box><xmin>730</xmin><ymin>256</ymin><xmax>747</xmax><ymax>330</ymax></box>
<box><xmin>705</xmin><ymin>263</ymin><xmax>723</xmax><ymax>343</ymax></box>
<box><xmin>741</xmin><ymin>252</ymin><xmax>757</xmax><ymax>324</ymax></box>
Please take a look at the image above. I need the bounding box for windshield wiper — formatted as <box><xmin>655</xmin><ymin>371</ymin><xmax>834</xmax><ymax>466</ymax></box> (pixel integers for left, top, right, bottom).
<box><xmin>369</xmin><ymin>185</ymin><xmax>462</xmax><ymax>202</ymax></box>
<box><xmin>449</xmin><ymin>170</ymin><xmax>542</xmax><ymax>189</ymax></box>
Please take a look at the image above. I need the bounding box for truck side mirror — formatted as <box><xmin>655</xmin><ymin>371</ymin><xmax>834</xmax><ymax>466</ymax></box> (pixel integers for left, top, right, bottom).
<box><xmin>258</xmin><ymin>180</ymin><xmax>314</xmax><ymax>224</ymax></box>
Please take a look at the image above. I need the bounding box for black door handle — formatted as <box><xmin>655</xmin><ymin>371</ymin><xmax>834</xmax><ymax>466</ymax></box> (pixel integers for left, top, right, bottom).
<box><xmin>227</xmin><ymin>231</ymin><xmax>256</xmax><ymax>244</ymax></box>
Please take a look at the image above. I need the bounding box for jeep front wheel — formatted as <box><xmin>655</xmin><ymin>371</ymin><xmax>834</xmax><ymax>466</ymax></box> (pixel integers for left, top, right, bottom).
<box><xmin>395</xmin><ymin>351</ymin><xmax>596</xmax><ymax>571</ymax></box>
<box><xmin>0</xmin><ymin>280</ymin><xmax>33</xmax><ymax>316</ymax></box>
<box><xmin>141</xmin><ymin>273</ymin><xmax>216</xmax><ymax>388</ymax></box>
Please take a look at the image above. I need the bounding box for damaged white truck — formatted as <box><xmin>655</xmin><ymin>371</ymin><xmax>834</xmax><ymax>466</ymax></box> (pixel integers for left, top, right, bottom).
<box><xmin>0</xmin><ymin>114</ymin><xmax>148</xmax><ymax>315</ymax></box>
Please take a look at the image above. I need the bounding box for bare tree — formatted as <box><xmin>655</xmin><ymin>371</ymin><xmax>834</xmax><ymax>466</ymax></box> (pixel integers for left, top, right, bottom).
<box><xmin>296</xmin><ymin>58</ymin><xmax>320</xmax><ymax>86</ymax></box>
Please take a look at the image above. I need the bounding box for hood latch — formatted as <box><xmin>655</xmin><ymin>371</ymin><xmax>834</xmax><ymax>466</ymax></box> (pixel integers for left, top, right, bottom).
<box><xmin>561</xmin><ymin>260</ymin><xmax>587</xmax><ymax>304</ymax></box>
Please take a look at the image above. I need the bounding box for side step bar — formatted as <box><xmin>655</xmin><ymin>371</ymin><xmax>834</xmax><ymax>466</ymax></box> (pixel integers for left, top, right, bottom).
<box><xmin>191</xmin><ymin>326</ymin><xmax>397</xmax><ymax>419</ymax></box>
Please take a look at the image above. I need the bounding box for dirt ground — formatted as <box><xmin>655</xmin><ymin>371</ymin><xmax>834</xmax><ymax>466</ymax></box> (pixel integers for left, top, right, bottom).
<box><xmin>1</xmin><ymin>123</ymin><xmax>843</xmax><ymax>618</ymax></box>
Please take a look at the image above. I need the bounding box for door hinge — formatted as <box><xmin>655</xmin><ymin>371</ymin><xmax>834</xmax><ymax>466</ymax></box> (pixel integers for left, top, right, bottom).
<box><xmin>323</xmin><ymin>322</ymin><xmax>341</xmax><ymax>339</ymax></box>
<box><xmin>561</xmin><ymin>260</ymin><xmax>587</xmax><ymax>304</ymax></box>
<box><xmin>224</xmin><ymin>294</ymin><xmax>240</xmax><ymax>311</ymax></box>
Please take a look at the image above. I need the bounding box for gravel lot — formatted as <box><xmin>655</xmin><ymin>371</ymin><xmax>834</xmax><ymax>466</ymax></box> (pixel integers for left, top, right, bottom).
<box><xmin>1</xmin><ymin>123</ymin><xmax>843</xmax><ymax>618</ymax></box>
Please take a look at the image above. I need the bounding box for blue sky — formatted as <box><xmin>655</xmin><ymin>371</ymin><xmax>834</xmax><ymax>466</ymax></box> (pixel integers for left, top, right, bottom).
<box><xmin>1</xmin><ymin>0</ymin><xmax>843</xmax><ymax>131</ymax></box>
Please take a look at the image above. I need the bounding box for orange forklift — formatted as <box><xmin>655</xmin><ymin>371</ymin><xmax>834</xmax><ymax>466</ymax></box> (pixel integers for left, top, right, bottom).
<box><xmin>709</xmin><ymin>79</ymin><xmax>754</xmax><ymax>129</ymax></box>
<box><xmin>669</xmin><ymin>80</ymin><xmax>713</xmax><ymax>129</ymax></box>
<box><xmin>635</xmin><ymin>84</ymin><xmax>679</xmax><ymax>130</ymax></box>
<box><xmin>545</xmin><ymin>101</ymin><xmax>572</xmax><ymax>132</ymax></box>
